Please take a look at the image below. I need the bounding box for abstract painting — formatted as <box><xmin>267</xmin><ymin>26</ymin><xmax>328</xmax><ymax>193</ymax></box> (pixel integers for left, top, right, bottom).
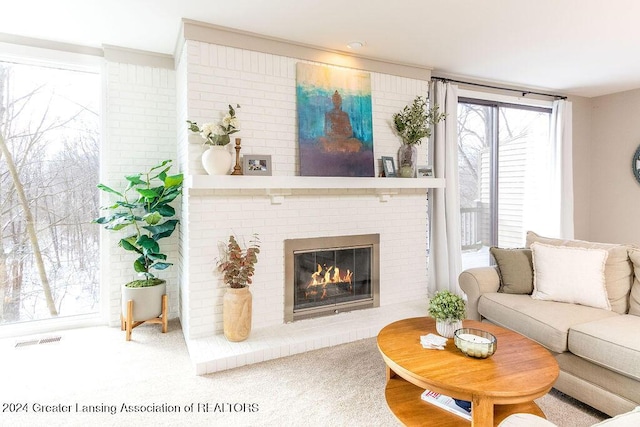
<box><xmin>296</xmin><ymin>63</ymin><xmax>374</xmax><ymax>177</ymax></box>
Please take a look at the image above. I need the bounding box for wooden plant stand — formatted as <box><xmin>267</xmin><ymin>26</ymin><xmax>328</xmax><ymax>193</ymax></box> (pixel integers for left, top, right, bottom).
<box><xmin>120</xmin><ymin>294</ymin><xmax>168</xmax><ymax>341</ymax></box>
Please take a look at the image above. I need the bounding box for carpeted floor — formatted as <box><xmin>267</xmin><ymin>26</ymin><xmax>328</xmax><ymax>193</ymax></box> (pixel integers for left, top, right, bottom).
<box><xmin>0</xmin><ymin>319</ymin><xmax>608</xmax><ymax>426</ymax></box>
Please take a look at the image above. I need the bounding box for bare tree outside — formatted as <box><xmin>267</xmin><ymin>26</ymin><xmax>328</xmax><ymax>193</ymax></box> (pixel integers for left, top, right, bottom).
<box><xmin>0</xmin><ymin>60</ymin><xmax>100</xmax><ymax>324</ymax></box>
<box><xmin>458</xmin><ymin>100</ymin><xmax>550</xmax><ymax>268</ymax></box>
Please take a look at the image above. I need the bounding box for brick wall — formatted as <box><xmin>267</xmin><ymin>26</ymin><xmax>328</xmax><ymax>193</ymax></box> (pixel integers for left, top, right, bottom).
<box><xmin>178</xmin><ymin>40</ymin><xmax>431</xmax><ymax>339</ymax></box>
<box><xmin>102</xmin><ymin>58</ymin><xmax>178</xmax><ymax>325</ymax></box>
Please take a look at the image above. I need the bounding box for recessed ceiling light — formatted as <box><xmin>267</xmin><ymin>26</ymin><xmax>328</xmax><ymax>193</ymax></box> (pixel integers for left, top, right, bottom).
<box><xmin>347</xmin><ymin>41</ymin><xmax>365</xmax><ymax>49</ymax></box>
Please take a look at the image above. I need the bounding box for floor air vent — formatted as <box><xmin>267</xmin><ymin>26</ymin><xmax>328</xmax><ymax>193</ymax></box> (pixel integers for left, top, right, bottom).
<box><xmin>15</xmin><ymin>336</ymin><xmax>62</xmax><ymax>348</ymax></box>
<box><xmin>14</xmin><ymin>340</ymin><xmax>39</xmax><ymax>348</ymax></box>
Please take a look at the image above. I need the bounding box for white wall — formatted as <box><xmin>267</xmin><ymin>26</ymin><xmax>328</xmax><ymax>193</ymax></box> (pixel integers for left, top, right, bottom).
<box><xmin>569</xmin><ymin>95</ymin><xmax>592</xmax><ymax>240</ymax></box>
<box><xmin>102</xmin><ymin>49</ymin><xmax>179</xmax><ymax>325</ymax></box>
<box><xmin>177</xmin><ymin>32</ymin><xmax>434</xmax><ymax>340</ymax></box>
<box><xmin>584</xmin><ymin>88</ymin><xmax>640</xmax><ymax>246</ymax></box>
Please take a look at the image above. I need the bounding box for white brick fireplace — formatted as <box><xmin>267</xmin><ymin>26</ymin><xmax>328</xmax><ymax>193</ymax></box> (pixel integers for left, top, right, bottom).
<box><xmin>175</xmin><ymin>21</ymin><xmax>442</xmax><ymax>374</ymax></box>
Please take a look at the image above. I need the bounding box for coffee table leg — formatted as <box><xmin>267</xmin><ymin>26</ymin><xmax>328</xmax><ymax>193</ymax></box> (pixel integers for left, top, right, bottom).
<box><xmin>385</xmin><ymin>365</ymin><xmax>397</xmax><ymax>382</ymax></box>
<box><xmin>472</xmin><ymin>396</ymin><xmax>493</xmax><ymax>426</ymax></box>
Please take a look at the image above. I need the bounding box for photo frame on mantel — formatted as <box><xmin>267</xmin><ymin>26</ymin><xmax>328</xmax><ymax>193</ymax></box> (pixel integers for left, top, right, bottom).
<box><xmin>243</xmin><ymin>155</ymin><xmax>272</xmax><ymax>176</ymax></box>
<box><xmin>381</xmin><ymin>156</ymin><xmax>396</xmax><ymax>177</ymax></box>
<box><xmin>417</xmin><ymin>165</ymin><xmax>434</xmax><ymax>178</ymax></box>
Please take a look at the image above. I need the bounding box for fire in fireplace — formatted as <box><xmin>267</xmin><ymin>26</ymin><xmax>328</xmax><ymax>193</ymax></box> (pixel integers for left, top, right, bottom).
<box><xmin>284</xmin><ymin>234</ymin><xmax>380</xmax><ymax>322</ymax></box>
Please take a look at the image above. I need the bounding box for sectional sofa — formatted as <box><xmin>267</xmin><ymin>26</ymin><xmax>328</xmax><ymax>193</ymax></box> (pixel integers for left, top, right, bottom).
<box><xmin>458</xmin><ymin>232</ymin><xmax>640</xmax><ymax>417</ymax></box>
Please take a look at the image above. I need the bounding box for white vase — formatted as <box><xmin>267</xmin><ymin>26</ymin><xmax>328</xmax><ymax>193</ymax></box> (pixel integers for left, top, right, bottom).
<box><xmin>201</xmin><ymin>145</ymin><xmax>233</xmax><ymax>175</ymax></box>
<box><xmin>436</xmin><ymin>319</ymin><xmax>463</xmax><ymax>338</ymax></box>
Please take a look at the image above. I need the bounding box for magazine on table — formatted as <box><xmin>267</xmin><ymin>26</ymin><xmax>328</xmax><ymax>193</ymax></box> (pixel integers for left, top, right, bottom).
<box><xmin>420</xmin><ymin>389</ymin><xmax>472</xmax><ymax>421</ymax></box>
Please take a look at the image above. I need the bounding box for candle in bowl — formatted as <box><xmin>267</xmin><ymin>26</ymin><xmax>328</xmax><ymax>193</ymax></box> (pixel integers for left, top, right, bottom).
<box><xmin>454</xmin><ymin>328</ymin><xmax>497</xmax><ymax>358</ymax></box>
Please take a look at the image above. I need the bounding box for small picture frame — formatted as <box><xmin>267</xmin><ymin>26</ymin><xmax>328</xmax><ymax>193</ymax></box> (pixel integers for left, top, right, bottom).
<box><xmin>417</xmin><ymin>165</ymin><xmax>434</xmax><ymax>177</ymax></box>
<box><xmin>243</xmin><ymin>155</ymin><xmax>272</xmax><ymax>176</ymax></box>
<box><xmin>381</xmin><ymin>156</ymin><xmax>396</xmax><ymax>177</ymax></box>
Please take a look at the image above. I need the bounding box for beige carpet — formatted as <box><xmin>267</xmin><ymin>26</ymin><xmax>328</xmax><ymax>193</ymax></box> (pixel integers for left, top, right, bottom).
<box><xmin>0</xmin><ymin>319</ymin><xmax>608</xmax><ymax>426</ymax></box>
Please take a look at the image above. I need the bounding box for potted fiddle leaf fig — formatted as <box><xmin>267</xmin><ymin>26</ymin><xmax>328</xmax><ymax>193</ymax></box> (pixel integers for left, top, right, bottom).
<box><xmin>93</xmin><ymin>160</ymin><xmax>183</xmax><ymax>338</ymax></box>
<box><xmin>428</xmin><ymin>290</ymin><xmax>466</xmax><ymax>338</ymax></box>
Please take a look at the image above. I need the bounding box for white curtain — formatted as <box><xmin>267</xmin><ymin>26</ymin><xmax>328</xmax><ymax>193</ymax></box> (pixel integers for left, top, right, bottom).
<box><xmin>427</xmin><ymin>81</ymin><xmax>462</xmax><ymax>295</ymax></box>
<box><xmin>550</xmin><ymin>99</ymin><xmax>574</xmax><ymax>239</ymax></box>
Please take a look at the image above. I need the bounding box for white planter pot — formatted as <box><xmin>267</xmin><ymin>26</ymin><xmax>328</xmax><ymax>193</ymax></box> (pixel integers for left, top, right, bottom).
<box><xmin>121</xmin><ymin>280</ymin><xmax>166</xmax><ymax>322</ymax></box>
<box><xmin>201</xmin><ymin>145</ymin><xmax>233</xmax><ymax>175</ymax></box>
<box><xmin>436</xmin><ymin>319</ymin><xmax>463</xmax><ymax>338</ymax></box>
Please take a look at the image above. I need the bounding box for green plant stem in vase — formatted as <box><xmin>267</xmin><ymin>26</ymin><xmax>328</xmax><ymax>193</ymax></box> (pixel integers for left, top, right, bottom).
<box><xmin>393</xmin><ymin>96</ymin><xmax>446</xmax><ymax>178</ymax></box>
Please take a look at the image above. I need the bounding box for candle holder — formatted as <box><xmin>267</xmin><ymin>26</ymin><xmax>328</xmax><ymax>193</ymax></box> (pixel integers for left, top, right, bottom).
<box><xmin>454</xmin><ymin>328</ymin><xmax>497</xmax><ymax>358</ymax></box>
<box><xmin>231</xmin><ymin>138</ymin><xmax>243</xmax><ymax>175</ymax></box>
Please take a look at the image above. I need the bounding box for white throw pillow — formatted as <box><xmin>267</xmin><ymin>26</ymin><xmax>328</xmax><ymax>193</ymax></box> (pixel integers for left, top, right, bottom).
<box><xmin>531</xmin><ymin>242</ymin><xmax>611</xmax><ymax>310</ymax></box>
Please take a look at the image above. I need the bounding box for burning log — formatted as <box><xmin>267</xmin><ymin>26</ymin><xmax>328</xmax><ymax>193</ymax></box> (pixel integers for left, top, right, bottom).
<box><xmin>304</xmin><ymin>263</ymin><xmax>353</xmax><ymax>300</ymax></box>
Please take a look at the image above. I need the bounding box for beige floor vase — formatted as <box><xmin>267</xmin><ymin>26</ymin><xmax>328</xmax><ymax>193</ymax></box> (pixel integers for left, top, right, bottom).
<box><xmin>223</xmin><ymin>286</ymin><xmax>252</xmax><ymax>341</ymax></box>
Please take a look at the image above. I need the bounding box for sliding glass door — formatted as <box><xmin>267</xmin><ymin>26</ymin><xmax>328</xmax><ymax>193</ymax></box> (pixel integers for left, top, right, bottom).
<box><xmin>458</xmin><ymin>98</ymin><xmax>551</xmax><ymax>269</ymax></box>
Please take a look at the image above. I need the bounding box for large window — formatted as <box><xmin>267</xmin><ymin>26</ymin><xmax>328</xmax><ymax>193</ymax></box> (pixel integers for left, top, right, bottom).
<box><xmin>458</xmin><ymin>97</ymin><xmax>552</xmax><ymax>269</ymax></box>
<box><xmin>0</xmin><ymin>58</ymin><xmax>100</xmax><ymax>326</ymax></box>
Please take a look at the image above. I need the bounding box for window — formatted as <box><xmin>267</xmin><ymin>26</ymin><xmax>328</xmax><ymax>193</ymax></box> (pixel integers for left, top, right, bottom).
<box><xmin>458</xmin><ymin>97</ymin><xmax>552</xmax><ymax>269</ymax></box>
<box><xmin>0</xmin><ymin>57</ymin><xmax>101</xmax><ymax>326</ymax></box>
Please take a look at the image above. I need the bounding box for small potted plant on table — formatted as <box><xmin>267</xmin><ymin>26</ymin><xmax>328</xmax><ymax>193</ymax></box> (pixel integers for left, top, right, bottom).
<box><xmin>217</xmin><ymin>234</ymin><xmax>260</xmax><ymax>342</ymax></box>
<box><xmin>428</xmin><ymin>290</ymin><xmax>466</xmax><ymax>338</ymax></box>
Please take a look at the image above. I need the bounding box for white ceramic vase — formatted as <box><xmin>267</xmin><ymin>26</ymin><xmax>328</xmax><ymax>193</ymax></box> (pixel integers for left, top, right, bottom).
<box><xmin>436</xmin><ymin>319</ymin><xmax>463</xmax><ymax>338</ymax></box>
<box><xmin>201</xmin><ymin>145</ymin><xmax>233</xmax><ymax>175</ymax></box>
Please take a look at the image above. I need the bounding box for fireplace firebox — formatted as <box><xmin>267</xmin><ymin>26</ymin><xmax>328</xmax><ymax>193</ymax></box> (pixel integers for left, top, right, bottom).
<box><xmin>284</xmin><ymin>234</ymin><xmax>380</xmax><ymax>322</ymax></box>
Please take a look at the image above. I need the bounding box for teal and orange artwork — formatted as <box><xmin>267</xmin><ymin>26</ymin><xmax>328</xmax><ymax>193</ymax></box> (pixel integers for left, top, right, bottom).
<box><xmin>296</xmin><ymin>63</ymin><xmax>374</xmax><ymax>177</ymax></box>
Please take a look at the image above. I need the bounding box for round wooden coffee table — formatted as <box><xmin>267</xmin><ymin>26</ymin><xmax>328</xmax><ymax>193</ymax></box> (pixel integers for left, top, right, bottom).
<box><xmin>377</xmin><ymin>317</ymin><xmax>559</xmax><ymax>426</ymax></box>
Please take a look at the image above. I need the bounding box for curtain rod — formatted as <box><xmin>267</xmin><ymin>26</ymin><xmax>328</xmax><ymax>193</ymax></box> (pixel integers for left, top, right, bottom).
<box><xmin>431</xmin><ymin>76</ymin><xmax>567</xmax><ymax>100</ymax></box>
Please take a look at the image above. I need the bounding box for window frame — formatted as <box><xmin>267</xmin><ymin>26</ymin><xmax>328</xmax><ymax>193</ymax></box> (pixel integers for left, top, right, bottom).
<box><xmin>457</xmin><ymin>92</ymin><xmax>552</xmax><ymax>250</ymax></box>
<box><xmin>0</xmin><ymin>43</ymin><xmax>104</xmax><ymax>338</ymax></box>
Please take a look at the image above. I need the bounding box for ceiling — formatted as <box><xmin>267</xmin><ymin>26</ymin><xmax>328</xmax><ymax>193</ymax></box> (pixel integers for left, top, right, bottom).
<box><xmin>2</xmin><ymin>0</ymin><xmax>640</xmax><ymax>98</ymax></box>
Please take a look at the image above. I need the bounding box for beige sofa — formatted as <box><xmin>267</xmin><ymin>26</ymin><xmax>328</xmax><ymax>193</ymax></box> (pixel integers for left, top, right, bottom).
<box><xmin>499</xmin><ymin>407</ymin><xmax>640</xmax><ymax>427</ymax></box>
<box><xmin>459</xmin><ymin>232</ymin><xmax>640</xmax><ymax>417</ymax></box>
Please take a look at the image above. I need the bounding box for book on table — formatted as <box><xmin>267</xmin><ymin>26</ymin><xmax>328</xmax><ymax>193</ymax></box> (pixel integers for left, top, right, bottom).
<box><xmin>420</xmin><ymin>389</ymin><xmax>472</xmax><ymax>421</ymax></box>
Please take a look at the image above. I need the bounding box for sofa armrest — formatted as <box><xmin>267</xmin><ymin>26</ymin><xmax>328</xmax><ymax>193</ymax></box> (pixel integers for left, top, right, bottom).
<box><xmin>459</xmin><ymin>266</ymin><xmax>500</xmax><ymax>321</ymax></box>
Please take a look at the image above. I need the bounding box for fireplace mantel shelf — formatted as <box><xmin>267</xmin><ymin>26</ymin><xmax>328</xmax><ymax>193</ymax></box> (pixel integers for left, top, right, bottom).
<box><xmin>186</xmin><ymin>175</ymin><xmax>445</xmax><ymax>203</ymax></box>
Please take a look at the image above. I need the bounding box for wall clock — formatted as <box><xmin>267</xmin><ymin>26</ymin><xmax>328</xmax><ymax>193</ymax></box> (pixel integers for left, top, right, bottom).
<box><xmin>634</xmin><ymin>144</ymin><xmax>640</xmax><ymax>184</ymax></box>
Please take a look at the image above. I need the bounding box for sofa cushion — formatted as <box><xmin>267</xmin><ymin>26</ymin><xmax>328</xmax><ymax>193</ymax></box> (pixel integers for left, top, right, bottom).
<box><xmin>556</xmin><ymin>352</ymin><xmax>640</xmax><ymax>405</ymax></box>
<box><xmin>490</xmin><ymin>247</ymin><xmax>533</xmax><ymax>294</ymax></box>
<box><xmin>498</xmin><ymin>413</ymin><xmax>556</xmax><ymax>426</ymax></box>
<box><xmin>569</xmin><ymin>315</ymin><xmax>640</xmax><ymax>381</ymax></box>
<box><xmin>627</xmin><ymin>250</ymin><xmax>640</xmax><ymax>316</ymax></box>
<box><xmin>478</xmin><ymin>293</ymin><xmax>619</xmax><ymax>353</ymax></box>
<box><xmin>499</xmin><ymin>407</ymin><xmax>640</xmax><ymax>427</ymax></box>
<box><xmin>593</xmin><ymin>406</ymin><xmax>640</xmax><ymax>426</ymax></box>
<box><xmin>531</xmin><ymin>242</ymin><xmax>611</xmax><ymax>310</ymax></box>
<box><xmin>526</xmin><ymin>231</ymin><xmax>633</xmax><ymax>314</ymax></box>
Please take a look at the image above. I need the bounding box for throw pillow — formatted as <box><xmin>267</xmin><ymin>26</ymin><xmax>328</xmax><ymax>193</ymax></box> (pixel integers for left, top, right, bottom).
<box><xmin>489</xmin><ymin>247</ymin><xmax>533</xmax><ymax>294</ymax></box>
<box><xmin>627</xmin><ymin>249</ymin><xmax>640</xmax><ymax>316</ymax></box>
<box><xmin>531</xmin><ymin>242</ymin><xmax>611</xmax><ymax>310</ymax></box>
<box><xmin>526</xmin><ymin>231</ymin><xmax>633</xmax><ymax>314</ymax></box>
